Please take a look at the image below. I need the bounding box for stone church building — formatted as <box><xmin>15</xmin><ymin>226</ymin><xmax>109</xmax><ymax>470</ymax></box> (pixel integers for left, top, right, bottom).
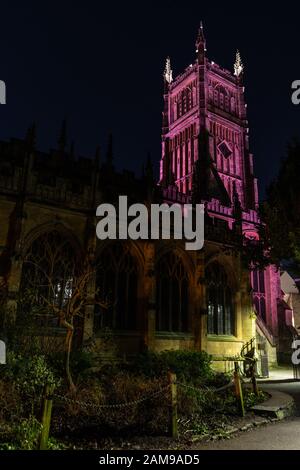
<box><xmin>0</xmin><ymin>25</ymin><xmax>294</xmax><ymax>371</ymax></box>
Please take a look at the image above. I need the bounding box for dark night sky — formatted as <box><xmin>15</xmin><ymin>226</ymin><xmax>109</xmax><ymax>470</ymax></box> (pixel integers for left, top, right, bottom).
<box><xmin>0</xmin><ymin>2</ymin><xmax>299</xmax><ymax>199</ymax></box>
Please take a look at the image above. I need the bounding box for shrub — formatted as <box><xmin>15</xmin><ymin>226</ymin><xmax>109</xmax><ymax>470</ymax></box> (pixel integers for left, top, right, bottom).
<box><xmin>0</xmin><ymin>379</ymin><xmax>22</xmax><ymax>427</ymax></box>
<box><xmin>0</xmin><ymin>415</ymin><xmax>66</xmax><ymax>450</ymax></box>
<box><xmin>0</xmin><ymin>415</ymin><xmax>43</xmax><ymax>450</ymax></box>
<box><xmin>2</xmin><ymin>351</ymin><xmax>60</xmax><ymax>414</ymax></box>
<box><xmin>15</xmin><ymin>416</ymin><xmax>42</xmax><ymax>450</ymax></box>
<box><xmin>244</xmin><ymin>389</ymin><xmax>267</xmax><ymax>409</ymax></box>
<box><xmin>130</xmin><ymin>350</ymin><xmax>213</xmax><ymax>384</ymax></box>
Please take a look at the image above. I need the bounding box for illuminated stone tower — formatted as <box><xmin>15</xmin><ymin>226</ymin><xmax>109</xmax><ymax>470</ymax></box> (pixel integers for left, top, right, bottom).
<box><xmin>160</xmin><ymin>24</ymin><xmax>294</xmax><ymax>362</ymax></box>
<box><xmin>160</xmin><ymin>23</ymin><xmax>258</xmax><ymax>212</ymax></box>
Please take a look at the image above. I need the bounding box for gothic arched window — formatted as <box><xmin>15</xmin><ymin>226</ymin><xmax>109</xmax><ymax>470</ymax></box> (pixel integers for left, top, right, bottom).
<box><xmin>252</xmin><ymin>269</ymin><xmax>265</xmax><ymax>294</ymax></box>
<box><xmin>206</xmin><ymin>262</ymin><xmax>235</xmax><ymax>336</ymax></box>
<box><xmin>95</xmin><ymin>244</ymin><xmax>138</xmax><ymax>331</ymax></box>
<box><xmin>156</xmin><ymin>252</ymin><xmax>189</xmax><ymax>332</ymax></box>
<box><xmin>254</xmin><ymin>295</ymin><xmax>266</xmax><ymax>323</ymax></box>
<box><xmin>19</xmin><ymin>230</ymin><xmax>76</xmax><ymax>327</ymax></box>
<box><xmin>252</xmin><ymin>269</ymin><xmax>266</xmax><ymax>322</ymax></box>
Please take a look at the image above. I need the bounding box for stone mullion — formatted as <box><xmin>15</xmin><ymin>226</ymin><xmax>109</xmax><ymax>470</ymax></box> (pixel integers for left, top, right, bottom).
<box><xmin>143</xmin><ymin>242</ymin><xmax>156</xmax><ymax>351</ymax></box>
<box><xmin>194</xmin><ymin>251</ymin><xmax>207</xmax><ymax>351</ymax></box>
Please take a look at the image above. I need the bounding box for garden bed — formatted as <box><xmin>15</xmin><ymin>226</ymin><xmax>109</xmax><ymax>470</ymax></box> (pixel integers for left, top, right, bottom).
<box><xmin>0</xmin><ymin>349</ymin><xmax>267</xmax><ymax>450</ymax></box>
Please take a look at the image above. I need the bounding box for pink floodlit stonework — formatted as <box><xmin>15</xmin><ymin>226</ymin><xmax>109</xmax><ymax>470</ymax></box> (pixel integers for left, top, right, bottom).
<box><xmin>160</xmin><ymin>30</ymin><xmax>258</xmax><ymax>211</ymax></box>
<box><xmin>160</xmin><ymin>23</ymin><xmax>289</xmax><ymax>357</ymax></box>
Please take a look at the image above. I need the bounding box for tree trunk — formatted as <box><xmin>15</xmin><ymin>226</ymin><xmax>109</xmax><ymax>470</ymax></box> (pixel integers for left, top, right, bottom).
<box><xmin>61</xmin><ymin>318</ymin><xmax>76</xmax><ymax>393</ymax></box>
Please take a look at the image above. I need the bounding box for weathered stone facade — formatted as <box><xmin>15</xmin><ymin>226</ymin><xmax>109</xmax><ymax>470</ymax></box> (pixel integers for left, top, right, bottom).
<box><xmin>0</xmin><ymin>128</ymin><xmax>256</xmax><ymax>368</ymax></box>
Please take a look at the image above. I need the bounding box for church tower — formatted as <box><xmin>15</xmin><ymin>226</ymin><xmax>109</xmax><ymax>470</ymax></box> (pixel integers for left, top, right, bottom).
<box><xmin>160</xmin><ymin>23</ymin><xmax>258</xmax><ymax>212</ymax></box>
<box><xmin>159</xmin><ymin>24</ymin><xmax>291</xmax><ymax>363</ymax></box>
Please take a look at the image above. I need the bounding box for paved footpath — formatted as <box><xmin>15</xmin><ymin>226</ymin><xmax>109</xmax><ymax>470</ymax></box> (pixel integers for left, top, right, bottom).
<box><xmin>193</xmin><ymin>369</ymin><xmax>300</xmax><ymax>450</ymax></box>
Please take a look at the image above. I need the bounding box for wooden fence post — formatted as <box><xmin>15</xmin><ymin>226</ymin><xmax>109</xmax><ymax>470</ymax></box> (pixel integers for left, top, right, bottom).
<box><xmin>39</xmin><ymin>383</ymin><xmax>54</xmax><ymax>450</ymax></box>
<box><xmin>234</xmin><ymin>362</ymin><xmax>245</xmax><ymax>417</ymax></box>
<box><xmin>168</xmin><ymin>372</ymin><xmax>178</xmax><ymax>439</ymax></box>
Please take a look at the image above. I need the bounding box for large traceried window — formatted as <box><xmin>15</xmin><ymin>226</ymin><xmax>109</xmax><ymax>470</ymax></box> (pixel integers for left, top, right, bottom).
<box><xmin>252</xmin><ymin>269</ymin><xmax>266</xmax><ymax>323</ymax></box>
<box><xmin>19</xmin><ymin>230</ymin><xmax>76</xmax><ymax>327</ymax></box>
<box><xmin>156</xmin><ymin>252</ymin><xmax>189</xmax><ymax>333</ymax></box>
<box><xmin>94</xmin><ymin>244</ymin><xmax>138</xmax><ymax>331</ymax></box>
<box><xmin>206</xmin><ymin>262</ymin><xmax>235</xmax><ymax>336</ymax></box>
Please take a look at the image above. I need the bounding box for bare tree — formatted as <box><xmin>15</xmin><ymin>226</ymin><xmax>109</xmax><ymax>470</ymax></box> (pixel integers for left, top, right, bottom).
<box><xmin>21</xmin><ymin>255</ymin><xmax>110</xmax><ymax>393</ymax></box>
<box><xmin>21</xmin><ymin>235</ymin><xmax>109</xmax><ymax>391</ymax></box>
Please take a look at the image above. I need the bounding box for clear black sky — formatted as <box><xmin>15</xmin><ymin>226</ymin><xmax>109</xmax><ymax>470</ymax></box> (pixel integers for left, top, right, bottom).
<box><xmin>0</xmin><ymin>2</ymin><xmax>299</xmax><ymax>199</ymax></box>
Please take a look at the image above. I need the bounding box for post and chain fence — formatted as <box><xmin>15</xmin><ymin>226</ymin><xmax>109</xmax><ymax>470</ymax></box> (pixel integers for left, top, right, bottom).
<box><xmin>38</xmin><ymin>359</ymin><xmax>257</xmax><ymax>449</ymax></box>
<box><xmin>54</xmin><ymin>383</ymin><xmax>171</xmax><ymax>412</ymax></box>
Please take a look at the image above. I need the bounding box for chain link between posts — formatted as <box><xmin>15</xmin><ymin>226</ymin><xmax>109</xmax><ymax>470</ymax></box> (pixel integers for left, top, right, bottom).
<box><xmin>53</xmin><ymin>375</ymin><xmax>235</xmax><ymax>413</ymax></box>
<box><xmin>54</xmin><ymin>383</ymin><xmax>170</xmax><ymax>411</ymax></box>
<box><xmin>39</xmin><ymin>361</ymin><xmax>250</xmax><ymax>447</ymax></box>
<box><xmin>176</xmin><ymin>380</ymin><xmax>234</xmax><ymax>396</ymax></box>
